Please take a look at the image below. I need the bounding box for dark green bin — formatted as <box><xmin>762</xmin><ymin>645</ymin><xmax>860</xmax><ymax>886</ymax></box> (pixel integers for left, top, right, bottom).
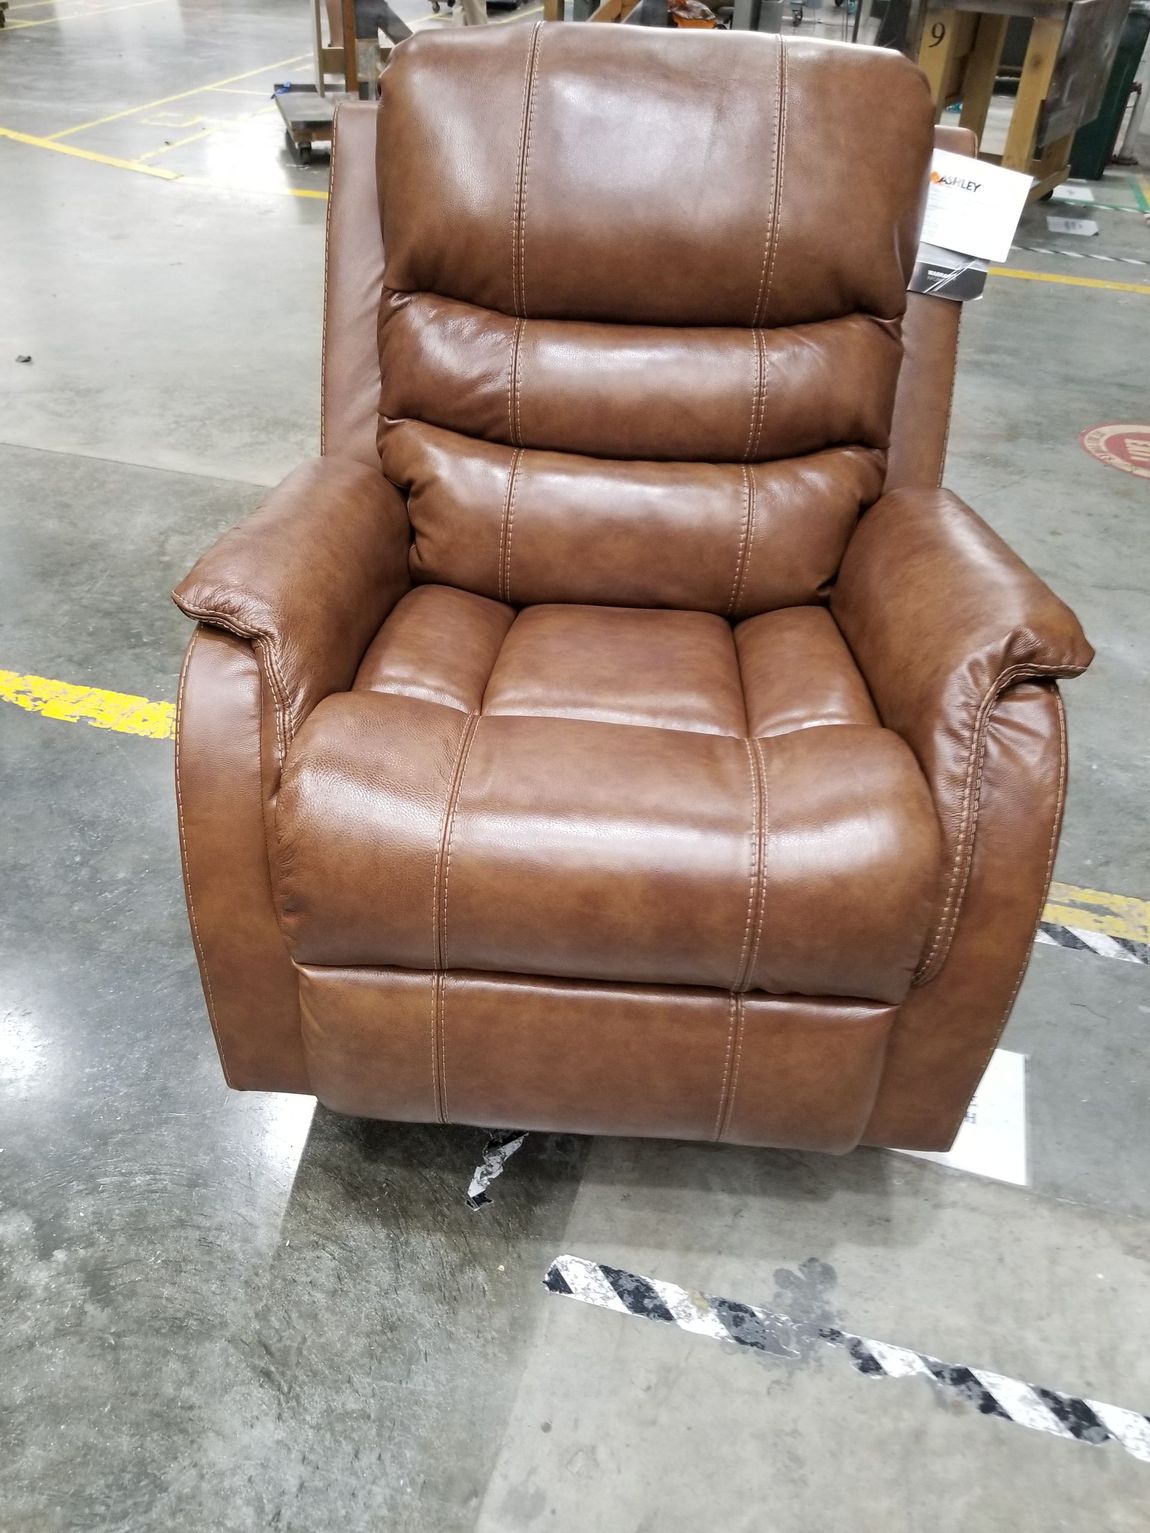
<box><xmin>1070</xmin><ymin>0</ymin><xmax>1150</xmax><ymax>180</ymax></box>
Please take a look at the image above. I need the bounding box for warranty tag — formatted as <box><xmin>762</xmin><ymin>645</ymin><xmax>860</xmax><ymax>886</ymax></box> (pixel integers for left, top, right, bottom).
<box><xmin>920</xmin><ymin>148</ymin><xmax>1032</xmax><ymax>262</ymax></box>
<box><xmin>908</xmin><ymin>241</ymin><xmax>989</xmax><ymax>301</ymax></box>
<box><xmin>909</xmin><ymin>148</ymin><xmax>1032</xmax><ymax>301</ymax></box>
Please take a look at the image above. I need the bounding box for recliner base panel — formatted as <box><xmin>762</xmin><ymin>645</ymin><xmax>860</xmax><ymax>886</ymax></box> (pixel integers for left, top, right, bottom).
<box><xmin>299</xmin><ymin>965</ymin><xmax>895</xmax><ymax>1153</ymax></box>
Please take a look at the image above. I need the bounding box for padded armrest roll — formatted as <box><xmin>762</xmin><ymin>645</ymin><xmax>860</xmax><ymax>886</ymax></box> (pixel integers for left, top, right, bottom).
<box><xmin>173</xmin><ymin>457</ymin><xmax>411</xmax><ymax>743</ymax></box>
<box><xmin>831</xmin><ymin>487</ymin><xmax>1093</xmax><ymax>982</ymax></box>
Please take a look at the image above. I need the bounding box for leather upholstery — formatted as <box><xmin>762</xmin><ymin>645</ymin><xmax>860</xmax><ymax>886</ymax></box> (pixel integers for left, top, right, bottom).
<box><xmin>175</xmin><ymin>628</ymin><xmax>306</xmax><ymax>1092</ymax></box>
<box><xmin>832</xmin><ymin>488</ymin><xmax>1092</xmax><ymax>981</ymax></box>
<box><xmin>390</xmin><ymin>426</ymin><xmax>885</xmax><ymax>613</ymax></box>
<box><xmin>173</xmin><ymin>28</ymin><xmax>1092</xmax><ymax>1156</ymax></box>
<box><xmin>173</xmin><ymin>457</ymin><xmax>411</xmax><ymax>749</ymax></box>
<box><xmin>378</xmin><ymin>29</ymin><xmax>930</xmax><ymax>621</ymax></box>
<box><xmin>277</xmin><ymin>600</ymin><xmax>940</xmax><ymax>998</ymax></box>
<box><xmin>299</xmin><ymin>967</ymin><xmax>895</xmax><ymax>1153</ymax></box>
<box><xmin>379</xmin><ymin>29</ymin><xmax>932</xmax><ymax>325</ymax></box>
<box><xmin>322</xmin><ymin>103</ymin><xmax>385</xmax><ymax>469</ymax></box>
<box><xmin>864</xmin><ymin>682</ymin><xmax>1067</xmax><ymax>1148</ymax></box>
<box><xmin>887</xmin><ymin>123</ymin><xmax>977</xmax><ymax>492</ymax></box>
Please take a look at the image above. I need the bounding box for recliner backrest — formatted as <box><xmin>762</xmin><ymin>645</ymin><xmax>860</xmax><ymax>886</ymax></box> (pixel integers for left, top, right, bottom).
<box><xmin>374</xmin><ymin>26</ymin><xmax>935</xmax><ymax>614</ymax></box>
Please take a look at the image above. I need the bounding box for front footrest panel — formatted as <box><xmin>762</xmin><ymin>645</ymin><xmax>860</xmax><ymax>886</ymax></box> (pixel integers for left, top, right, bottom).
<box><xmin>298</xmin><ymin>965</ymin><xmax>895</xmax><ymax>1153</ymax></box>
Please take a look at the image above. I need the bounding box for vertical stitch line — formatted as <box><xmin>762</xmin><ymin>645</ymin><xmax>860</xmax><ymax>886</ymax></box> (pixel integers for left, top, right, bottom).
<box><xmin>761</xmin><ymin>41</ymin><xmax>787</xmax><ymax>325</ymax></box>
<box><xmin>440</xmin><ymin>715</ymin><xmax>482</xmax><ymax>972</ymax></box>
<box><xmin>915</xmin><ymin>661</ymin><xmax>1084</xmax><ymax>983</ymax></box>
<box><xmin>749</xmin><ymin>341</ymin><xmax>772</xmax><ymax>465</ymax></box>
<box><xmin>750</xmin><ymin>39</ymin><xmax>785</xmax><ymax>327</ymax></box>
<box><xmin>513</xmin><ymin>23</ymin><xmax>544</xmax><ymax>317</ymax></box>
<box><xmin>508</xmin><ymin>316</ymin><xmax>525</xmax><ymax>446</ymax></box>
<box><xmin>430</xmin><ymin>972</ymin><xmax>443</xmax><ymax>1122</ymax></box>
<box><xmin>438</xmin><ymin>973</ymin><xmax>451</xmax><ymax>1123</ymax></box>
<box><xmin>504</xmin><ymin>449</ymin><xmax>523</xmax><ymax>605</ymax></box>
<box><xmin>256</xmin><ymin>638</ymin><xmax>289</xmax><ymax>762</ymax></box>
<box><xmin>713</xmin><ymin>994</ymin><xmax>739</xmax><ymax>1142</ymax></box>
<box><xmin>719</xmin><ymin>997</ymin><xmax>746</xmax><ymax>1143</ymax></box>
<box><xmin>728</xmin><ymin>464</ymin><xmax>757</xmax><ymax>620</ymax></box>
<box><xmin>939</xmin><ymin>688</ymin><xmax>1067</xmax><ymax>1143</ymax></box>
<box><xmin>174</xmin><ymin>637</ymin><xmax>232</xmax><ymax>1083</ymax></box>
<box><xmin>727</xmin><ymin>465</ymin><xmax>753</xmax><ymax>619</ymax></box>
<box><xmin>431</xmin><ymin>713</ymin><xmax>479</xmax><ymax>970</ymax></box>
<box><xmin>743</xmin><ymin>737</ymin><xmax>770</xmax><ymax>990</ymax></box>
<box><xmin>743</xmin><ymin>327</ymin><xmax>765</xmax><ymax>463</ymax></box>
<box><xmin>498</xmin><ymin>449</ymin><xmax>523</xmax><ymax>604</ymax></box>
<box><xmin>733</xmin><ymin>737</ymin><xmax>761</xmax><ymax>991</ymax></box>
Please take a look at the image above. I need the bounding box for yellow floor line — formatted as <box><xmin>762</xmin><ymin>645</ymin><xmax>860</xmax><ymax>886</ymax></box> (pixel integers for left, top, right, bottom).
<box><xmin>46</xmin><ymin>52</ymin><xmax>308</xmax><ymax>140</ymax></box>
<box><xmin>137</xmin><ymin>104</ymin><xmax>276</xmax><ymax>161</ymax></box>
<box><xmin>0</xmin><ymin>125</ymin><xmax>180</xmax><ymax>179</ymax></box>
<box><xmin>1046</xmin><ymin>881</ymin><xmax>1150</xmax><ymax>947</ymax></box>
<box><xmin>990</xmin><ymin>264</ymin><xmax>1150</xmax><ymax>296</ymax></box>
<box><xmin>0</xmin><ymin>123</ymin><xmax>329</xmax><ymax>196</ymax></box>
<box><xmin>182</xmin><ymin>179</ymin><xmax>330</xmax><ymax>200</ymax></box>
<box><xmin>0</xmin><ymin>670</ymin><xmax>174</xmax><ymax>740</ymax></box>
<box><xmin>8</xmin><ymin>0</ymin><xmax>165</xmax><ymax>29</ymax></box>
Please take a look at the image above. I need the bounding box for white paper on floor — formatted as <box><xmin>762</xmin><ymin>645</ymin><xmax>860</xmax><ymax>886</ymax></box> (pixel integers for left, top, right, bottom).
<box><xmin>899</xmin><ymin>1049</ymin><xmax>1028</xmax><ymax>1186</ymax></box>
<box><xmin>1047</xmin><ymin>215</ymin><xmax>1100</xmax><ymax>236</ymax></box>
<box><xmin>1056</xmin><ymin>184</ymin><xmax>1097</xmax><ymax>203</ymax></box>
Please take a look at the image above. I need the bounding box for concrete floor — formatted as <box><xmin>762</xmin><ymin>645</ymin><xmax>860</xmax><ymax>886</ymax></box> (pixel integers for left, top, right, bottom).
<box><xmin>2</xmin><ymin>4</ymin><xmax>1150</xmax><ymax>1530</ymax></box>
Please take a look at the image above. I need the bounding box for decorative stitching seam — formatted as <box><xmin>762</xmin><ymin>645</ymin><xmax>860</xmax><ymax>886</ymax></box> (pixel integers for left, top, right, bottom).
<box><xmin>744</xmin><ymin>737</ymin><xmax>770</xmax><ymax>988</ymax></box>
<box><xmin>513</xmin><ymin>23</ymin><xmax>544</xmax><ymax>317</ymax></box>
<box><xmin>713</xmin><ymin>993</ymin><xmax>741</xmax><ymax>1142</ymax></box>
<box><xmin>727</xmin><ymin>463</ymin><xmax>757</xmax><ymax>619</ymax></box>
<box><xmin>939</xmin><ymin>687</ymin><xmax>1067</xmax><ymax>1141</ymax></box>
<box><xmin>508</xmin><ymin>316</ymin><xmax>526</xmax><ymax>446</ymax></box>
<box><xmin>431</xmin><ymin>713</ymin><xmax>479</xmax><ymax>970</ymax></box>
<box><xmin>914</xmin><ymin>661</ymin><xmax>1088</xmax><ymax>985</ymax></box>
<box><xmin>746</xmin><ymin>330</ymin><xmax>773</xmax><ymax>466</ymax></box>
<box><xmin>750</xmin><ymin>40</ymin><xmax>786</xmax><ymax>327</ymax></box>
<box><xmin>733</xmin><ymin>737</ymin><xmax>764</xmax><ymax>992</ymax></box>
<box><xmin>498</xmin><ymin>449</ymin><xmax>524</xmax><ymax>604</ymax></box>
<box><xmin>257</xmin><ymin>639</ymin><xmax>293</xmax><ymax>761</ymax></box>
<box><xmin>439</xmin><ymin>972</ymin><xmax>451</xmax><ymax>1123</ymax></box>
<box><xmin>723</xmin><ymin>996</ymin><xmax>746</xmax><ymax>1142</ymax></box>
<box><xmin>438</xmin><ymin>713</ymin><xmax>482</xmax><ymax>972</ymax></box>
<box><xmin>173</xmin><ymin>636</ymin><xmax>233</xmax><ymax>1086</ymax></box>
<box><xmin>743</xmin><ymin>328</ymin><xmax>764</xmax><ymax>463</ymax></box>
<box><xmin>760</xmin><ymin>41</ymin><xmax>787</xmax><ymax>326</ymax></box>
<box><xmin>171</xmin><ymin>604</ymin><xmax>291</xmax><ymax>760</ymax></box>
<box><xmin>430</xmin><ymin>971</ymin><xmax>443</xmax><ymax>1122</ymax></box>
<box><xmin>750</xmin><ymin>340</ymin><xmax>772</xmax><ymax>464</ymax></box>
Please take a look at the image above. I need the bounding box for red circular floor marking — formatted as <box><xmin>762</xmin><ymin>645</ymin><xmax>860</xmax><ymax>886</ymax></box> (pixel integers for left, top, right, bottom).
<box><xmin>1079</xmin><ymin>423</ymin><xmax>1150</xmax><ymax>480</ymax></box>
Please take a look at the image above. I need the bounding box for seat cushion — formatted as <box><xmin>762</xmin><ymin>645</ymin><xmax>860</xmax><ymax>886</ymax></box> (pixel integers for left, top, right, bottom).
<box><xmin>276</xmin><ymin>588</ymin><xmax>939</xmax><ymax>1002</ymax></box>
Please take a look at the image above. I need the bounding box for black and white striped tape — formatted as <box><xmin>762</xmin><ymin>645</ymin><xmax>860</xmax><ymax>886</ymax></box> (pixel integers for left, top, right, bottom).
<box><xmin>1036</xmin><ymin>920</ymin><xmax>1148</xmax><ymax>965</ymax></box>
<box><xmin>1049</xmin><ymin>197</ymin><xmax>1146</xmax><ymax>215</ymax></box>
<box><xmin>1013</xmin><ymin>242</ymin><xmax>1150</xmax><ymax>269</ymax></box>
<box><xmin>463</xmin><ymin>1128</ymin><xmax>527</xmax><ymax>1208</ymax></box>
<box><xmin>544</xmin><ymin>1254</ymin><xmax>1150</xmax><ymax>1465</ymax></box>
<box><xmin>465</xmin><ymin>1129</ymin><xmax>528</xmax><ymax>1209</ymax></box>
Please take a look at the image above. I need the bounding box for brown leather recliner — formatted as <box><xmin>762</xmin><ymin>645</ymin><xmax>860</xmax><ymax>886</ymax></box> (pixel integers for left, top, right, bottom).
<box><xmin>173</xmin><ymin>27</ymin><xmax>1092</xmax><ymax>1155</ymax></box>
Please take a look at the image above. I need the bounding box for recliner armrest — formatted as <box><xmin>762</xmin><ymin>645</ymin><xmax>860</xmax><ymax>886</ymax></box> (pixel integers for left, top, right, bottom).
<box><xmin>831</xmin><ymin>487</ymin><xmax>1093</xmax><ymax>982</ymax></box>
<box><xmin>173</xmin><ymin>457</ymin><xmax>411</xmax><ymax>747</ymax></box>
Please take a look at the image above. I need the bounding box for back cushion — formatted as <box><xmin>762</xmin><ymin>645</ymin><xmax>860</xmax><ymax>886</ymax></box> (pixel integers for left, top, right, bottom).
<box><xmin>376</xmin><ymin>27</ymin><xmax>933</xmax><ymax>616</ymax></box>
